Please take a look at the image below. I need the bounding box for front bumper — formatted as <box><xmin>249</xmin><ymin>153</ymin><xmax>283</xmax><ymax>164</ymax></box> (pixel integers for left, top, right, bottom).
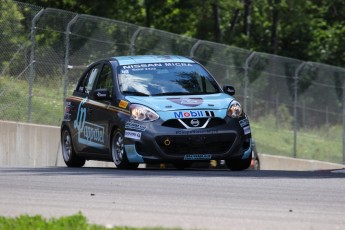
<box><xmin>123</xmin><ymin>116</ymin><xmax>252</xmax><ymax>163</ymax></box>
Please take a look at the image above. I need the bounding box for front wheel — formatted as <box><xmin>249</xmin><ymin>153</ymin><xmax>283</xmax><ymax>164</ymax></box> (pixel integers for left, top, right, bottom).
<box><xmin>225</xmin><ymin>154</ymin><xmax>252</xmax><ymax>171</ymax></box>
<box><xmin>61</xmin><ymin>128</ymin><xmax>85</xmax><ymax>167</ymax></box>
<box><xmin>111</xmin><ymin>129</ymin><xmax>139</xmax><ymax>169</ymax></box>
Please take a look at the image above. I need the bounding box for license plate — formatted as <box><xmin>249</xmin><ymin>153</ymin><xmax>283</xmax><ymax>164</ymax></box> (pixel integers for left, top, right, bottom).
<box><xmin>184</xmin><ymin>154</ymin><xmax>212</xmax><ymax>160</ymax></box>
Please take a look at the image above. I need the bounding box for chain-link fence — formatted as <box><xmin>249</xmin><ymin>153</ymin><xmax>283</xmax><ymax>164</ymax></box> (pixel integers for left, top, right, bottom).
<box><xmin>1</xmin><ymin>0</ymin><xmax>344</xmax><ymax>164</ymax></box>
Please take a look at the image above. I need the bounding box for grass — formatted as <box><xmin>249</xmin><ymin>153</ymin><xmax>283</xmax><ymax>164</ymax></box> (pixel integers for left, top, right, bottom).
<box><xmin>0</xmin><ymin>212</ymin><xmax>179</xmax><ymax>230</ymax></box>
<box><xmin>252</xmin><ymin>115</ymin><xmax>343</xmax><ymax>164</ymax></box>
<box><xmin>0</xmin><ymin>75</ymin><xmax>343</xmax><ymax>164</ymax></box>
<box><xmin>0</xmin><ymin>75</ymin><xmax>69</xmax><ymax>126</ymax></box>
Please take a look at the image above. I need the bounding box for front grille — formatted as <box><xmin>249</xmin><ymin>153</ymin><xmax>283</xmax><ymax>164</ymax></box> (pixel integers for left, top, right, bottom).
<box><xmin>155</xmin><ymin>133</ymin><xmax>236</xmax><ymax>155</ymax></box>
<box><xmin>161</xmin><ymin>119</ymin><xmax>185</xmax><ymax>129</ymax></box>
<box><xmin>162</xmin><ymin>117</ymin><xmax>225</xmax><ymax>129</ymax></box>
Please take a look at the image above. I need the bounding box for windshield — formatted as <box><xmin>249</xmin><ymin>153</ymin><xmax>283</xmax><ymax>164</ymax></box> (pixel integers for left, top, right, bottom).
<box><xmin>117</xmin><ymin>62</ymin><xmax>221</xmax><ymax>96</ymax></box>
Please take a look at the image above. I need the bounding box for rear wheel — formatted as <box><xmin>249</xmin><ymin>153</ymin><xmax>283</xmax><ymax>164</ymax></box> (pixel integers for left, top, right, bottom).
<box><xmin>226</xmin><ymin>154</ymin><xmax>252</xmax><ymax>171</ymax></box>
<box><xmin>111</xmin><ymin>129</ymin><xmax>139</xmax><ymax>169</ymax></box>
<box><xmin>61</xmin><ymin>128</ymin><xmax>85</xmax><ymax>167</ymax></box>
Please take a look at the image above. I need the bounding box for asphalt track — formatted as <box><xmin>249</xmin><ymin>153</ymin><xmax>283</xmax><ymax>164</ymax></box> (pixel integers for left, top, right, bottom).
<box><xmin>0</xmin><ymin>166</ymin><xmax>344</xmax><ymax>230</ymax></box>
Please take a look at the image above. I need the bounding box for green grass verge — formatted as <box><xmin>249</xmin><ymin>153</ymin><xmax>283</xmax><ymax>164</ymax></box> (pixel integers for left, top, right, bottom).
<box><xmin>0</xmin><ymin>212</ymin><xmax>180</xmax><ymax>230</ymax></box>
<box><xmin>0</xmin><ymin>75</ymin><xmax>69</xmax><ymax>126</ymax></box>
<box><xmin>252</xmin><ymin>114</ymin><xmax>343</xmax><ymax>164</ymax></box>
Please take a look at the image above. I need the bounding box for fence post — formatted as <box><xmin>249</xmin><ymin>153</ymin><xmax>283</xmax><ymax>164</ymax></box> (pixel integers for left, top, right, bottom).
<box><xmin>63</xmin><ymin>15</ymin><xmax>79</xmax><ymax>107</ymax></box>
<box><xmin>28</xmin><ymin>9</ymin><xmax>44</xmax><ymax>123</ymax></box>
<box><xmin>243</xmin><ymin>52</ymin><xmax>255</xmax><ymax>113</ymax></box>
<box><xmin>343</xmin><ymin>79</ymin><xmax>345</xmax><ymax>164</ymax></box>
<box><xmin>189</xmin><ymin>40</ymin><xmax>202</xmax><ymax>58</ymax></box>
<box><xmin>130</xmin><ymin>27</ymin><xmax>143</xmax><ymax>55</ymax></box>
<box><xmin>293</xmin><ymin>62</ymin><xmax>306</xmax><ymax>158</ymax></box>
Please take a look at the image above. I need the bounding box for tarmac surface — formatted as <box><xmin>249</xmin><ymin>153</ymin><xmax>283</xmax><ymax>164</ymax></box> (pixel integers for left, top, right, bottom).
<box><xmin>0</xmin><ymin>166</ymin><xmax>344</xmax><ymax>230</ymax></box>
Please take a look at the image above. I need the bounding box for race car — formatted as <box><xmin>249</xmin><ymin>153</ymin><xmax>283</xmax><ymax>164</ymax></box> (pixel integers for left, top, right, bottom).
<box><xmin>61</xmin><ymin>55</ymin><xmax>252</xmax><ymax>170</ymax></box>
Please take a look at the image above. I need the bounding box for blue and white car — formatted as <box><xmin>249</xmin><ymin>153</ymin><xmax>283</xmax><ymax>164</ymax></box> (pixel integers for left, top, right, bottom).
<box><xmin>61</xmin><ymin>55</ymin><xmax>252</xmax><ymax>170</ymax></box>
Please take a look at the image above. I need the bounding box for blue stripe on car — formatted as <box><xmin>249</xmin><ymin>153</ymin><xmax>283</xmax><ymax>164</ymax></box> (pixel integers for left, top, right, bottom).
<box><xmin>125</xmin><ymin>145</ymin><xmax>145</xmax><ymax>163</ymax></box>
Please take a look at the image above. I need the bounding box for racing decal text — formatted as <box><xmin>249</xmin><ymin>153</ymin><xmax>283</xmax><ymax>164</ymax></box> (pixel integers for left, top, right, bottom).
<box><xmin>184</xmin><ymin>154</ymin><xmax>212</xmax><ymax>160</ymax></box>
<box><xmin>168</xmin><ymin>98</ymin><xmax>203</xmax><ymax>107</ymax></box>
<box><xmin>122</xmin><ymin>63</ymin><xmax>192</xmax><ymax>69</ymax></box>
<box><xmin>239</xmin><ymin>118</ymin><xmax>249</xmax><ymax>127</ymax></box>
<box><xmin>174</xmin><ymin>110</ymin><xmax>215</xmax><ymax>118</ymax></box>
<box><xmin>176</xmin><ymin>130</ymin><xmax>218</xmax><ymax>135</ymax></box>
<box><xmin>74</xmin><ymin>98</ymin><xmax>105</xmax><ymax>148</ymax></box>
<box><xmin>125</xmin><ymin>122</ymin><xmax>147</xmax><ymax>131</ymax></box>
<box><xmin>125</xmin><ymin>130</ymin><xmax>141</xmax><ymax>140</ymax></box>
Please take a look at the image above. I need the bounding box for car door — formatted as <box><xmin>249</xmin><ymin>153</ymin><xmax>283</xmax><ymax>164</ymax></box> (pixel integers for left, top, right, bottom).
<box><xmin>85</xmin><ymin>62</ymin><xmax>115</xmax><ymax>155</ymax></box>
<box><xmin>71</xmin><ymin>63</ymin><xmax>103</xmax><ymax>154</ymax></box>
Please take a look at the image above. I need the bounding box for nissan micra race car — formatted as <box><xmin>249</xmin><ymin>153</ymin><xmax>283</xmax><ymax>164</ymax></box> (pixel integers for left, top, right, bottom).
<box><xmin>61</xmin><ymin>55</ymin><xmax>252</xmax><ymax>170</ymax></box>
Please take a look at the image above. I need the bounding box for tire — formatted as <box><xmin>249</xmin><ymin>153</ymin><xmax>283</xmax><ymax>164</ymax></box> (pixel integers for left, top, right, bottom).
<box><xmin>226</xmin><ymin>154</ymin><xmax>252</xmax><ymax>171</ymax></box>
<box><xmin>61</xmin><ymin>128</ymin><xmax>85</xmax><ymax>167</ymax></box>
<box><xmin>111</xmin><ymin>129</ymin><xmax>139</xmax><ymax>169</ymax></box>
<box><xmin>173</xmin><ymin>161</ymin><xmax>193</xmax><ymax>170</ymax></box>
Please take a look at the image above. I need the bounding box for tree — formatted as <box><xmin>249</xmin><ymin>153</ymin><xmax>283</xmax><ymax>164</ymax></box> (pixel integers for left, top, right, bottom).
<box><xmin>0</xmin><ymin>0</ymin><xmax>25</xmax><ymax>74</ymax></box>
<box><xmin>21</xmin><ymin>0</ymin><xmax>345</xmax><ymax>68</ymax></box>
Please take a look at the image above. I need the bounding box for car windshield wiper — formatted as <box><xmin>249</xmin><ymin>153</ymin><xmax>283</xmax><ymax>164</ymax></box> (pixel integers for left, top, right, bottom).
<box><xmin>122</xmin><ymin>91</ymin><xmax>150</xmax><ymax>96</ymax></box>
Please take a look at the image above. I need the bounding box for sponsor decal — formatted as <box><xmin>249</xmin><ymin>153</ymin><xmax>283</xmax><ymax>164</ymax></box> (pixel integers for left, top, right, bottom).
<box><xmin>96</xmin><ymin>92</ymin><xmax>107</xmax><ymax>97</ymax></box>
<box><xmin>168</xmin><ymin>98</ymin><xmax>203</xmax><ymax>107</ymax></box>
<box><xmin>125</xmin><ymin>122</ymin><xmax>147</xmax><ymax>131</ymax></box>
<box><xmin>125</xmin><ymin>130</ymin><xmax>141</xmax><ymax>140</ymax></box>
<box><xmin>173</xmin><ymin>110</ymin><xmax>215</xmax><ymax>118</ymax></box>
<box><xmin>73</xmin><ymin>98</ymin><xmax>105</xmax><ymax>148</ymax></box>
<box><xmin>239</xmin><ymin>118</ymin><xmax>249</xmax><ymax>127</ymax></box>
<box><xmin>176</xmin><ymin>130</ymin><xmax>218</xmax><ymax>135</ymax></box>
<box><xmin>119</xmin><ymin>100</ymin><xmax>129</xmax><ymax>109</ymax></box>
<box><xmin>65</xmin><ymin>101</ymin><xmax>71</xmax><ymax>107</ymax></box>
<box><xmin>243</xmin><ymin>126</ymin><xmax>251</xmax><ymax>135</ymax></box>
<box><xmin>63</xmin><ymin>102</ymin><xmax>72</xmax><ymax>121</ymax></box>
<box><xmin>184</xmin><ymin>154</ymin><xmax>212</xmax><ymax>160</ymax></box>
<box><xmin>63</xmin><ymin>113</ymin><xmax>71</xmax><ymax>121</ymax></box>
<box><xmin>164</xmin><ymin>63</ymin><xmax>193</xmax><ymax>67</ymax></box>
<box><xmin>122</xmin><ymin>63</ymin><xmax>163</xmax><ymax>69</ymax></box>
<box><xmin>122</xmin><ymin>63</ymin><xmax>193</xmax><ymax>69</ymax></box>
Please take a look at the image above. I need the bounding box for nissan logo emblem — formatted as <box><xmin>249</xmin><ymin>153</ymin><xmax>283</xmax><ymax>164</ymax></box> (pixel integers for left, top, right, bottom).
<box><xmin>190</xmin><ymin>119</ymin><xmax>200</xmax><ymax>127</ymax></box>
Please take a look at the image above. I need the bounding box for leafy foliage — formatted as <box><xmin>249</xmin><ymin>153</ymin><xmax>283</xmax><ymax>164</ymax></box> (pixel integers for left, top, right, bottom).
<box><xmin>19</xmin><ymin>0</ymin><xmax>345</xmax><ymax>67</ymax></box>
<box><xmin>0</xmin><ymin>0</ymin><xmax>25</xmax><ymax>72</ymax></box>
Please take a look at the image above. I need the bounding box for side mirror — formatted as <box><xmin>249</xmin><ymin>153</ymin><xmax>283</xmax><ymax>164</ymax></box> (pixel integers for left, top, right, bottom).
<box><xmin>93</xmin><ymin>88</ymin><xmax>110</xmax><ymax>100</ymax></box>
<box><xmin>223</xmin><ymin>85</ymin><xmax>235</xmax><ymax>96</ymax></box>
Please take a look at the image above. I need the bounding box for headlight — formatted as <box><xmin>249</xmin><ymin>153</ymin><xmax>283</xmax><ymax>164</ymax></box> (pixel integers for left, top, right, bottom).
<box><xmin>130</xmin><ymin>104</ymin><xmax>159</xmax><ymax>122</ymax></box>
<box><xmin>227</xmin><ymin>100</ymin><xmax>243</xmax><ymax>118</ymax></box>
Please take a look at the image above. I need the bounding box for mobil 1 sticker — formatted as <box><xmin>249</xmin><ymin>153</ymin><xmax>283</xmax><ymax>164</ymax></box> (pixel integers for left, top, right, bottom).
<box><xmin>173</xmin><ymin>110</ymin><xmax>215</xmax><ymax>118</ymax></box>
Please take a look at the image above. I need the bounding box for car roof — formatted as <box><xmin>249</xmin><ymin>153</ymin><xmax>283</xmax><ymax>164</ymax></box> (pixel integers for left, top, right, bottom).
<box><xmin>112</xmin><ymin>55</ymin><xmax>195</xmax><ymax>65</ymax></box>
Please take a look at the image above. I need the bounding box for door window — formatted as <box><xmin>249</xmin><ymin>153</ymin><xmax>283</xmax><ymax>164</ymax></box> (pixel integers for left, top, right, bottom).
<box><xmin>77</xmin><ymin>64</ymin><xmax>101</xmax><ymax>94</ymax></box>
<box><xmin>95</xmin><ymin>64</ymin><xmax>114</xmax><ymax>97</ymax></box>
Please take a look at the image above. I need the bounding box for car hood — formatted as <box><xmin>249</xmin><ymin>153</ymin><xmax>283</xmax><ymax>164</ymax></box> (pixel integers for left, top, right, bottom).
<box><xmin>125</xmin><ymin>93</ymin><xmax>233</xmax><ymax>112</ymax></box>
